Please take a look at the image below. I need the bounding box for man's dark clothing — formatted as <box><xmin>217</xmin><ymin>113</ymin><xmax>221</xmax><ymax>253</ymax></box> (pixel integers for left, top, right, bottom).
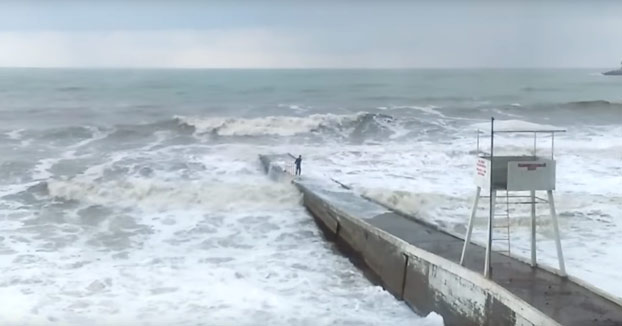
<box><xmin>294</xmin><ymin>157</ymin><xmax>302</xmax><ymax>175</ymax></box>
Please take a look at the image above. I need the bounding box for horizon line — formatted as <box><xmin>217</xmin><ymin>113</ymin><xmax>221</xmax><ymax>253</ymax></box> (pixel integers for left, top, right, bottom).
<box><xmin>0</xmin><ymin>66</ymin><xmax>612</xmax><ymax>70</ymax></box>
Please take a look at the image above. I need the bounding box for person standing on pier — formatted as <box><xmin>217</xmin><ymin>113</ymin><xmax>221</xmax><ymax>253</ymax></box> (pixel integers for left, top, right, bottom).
<box><xmin>294</xmin><ymin>155</ymin><xmax>302</xmax><ymax>175</ymax></box>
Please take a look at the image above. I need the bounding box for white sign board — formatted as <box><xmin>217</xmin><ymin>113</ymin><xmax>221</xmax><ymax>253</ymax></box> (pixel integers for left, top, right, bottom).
<box><xmin>474</xmin><ymin>158</ymin><xmax>491</xmax><ymax>190</ymax></box>
<box><xmin>507</xmin><ymin>159</ymin><xmax>556</xmax><ymax>191</ymax></box>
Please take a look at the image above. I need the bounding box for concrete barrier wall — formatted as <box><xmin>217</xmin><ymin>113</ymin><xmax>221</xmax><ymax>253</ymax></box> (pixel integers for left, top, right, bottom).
<box><xmin>295</xmin><ymin>181</ymin><xmax>560</xmax><ymax>326</ymax></box>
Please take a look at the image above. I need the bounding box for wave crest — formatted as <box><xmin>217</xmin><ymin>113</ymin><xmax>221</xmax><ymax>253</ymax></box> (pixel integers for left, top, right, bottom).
<box><xmin>47</xmin><ymin>177</ymin><xmax>301</xmax><ymax>211</ymax></box>
<box><xmin>563</xmin><ymin>100</ymin><xmax>621</xmax><ymax>109</ymax></box>
<box><xmin>174</xmin><ymin>112</ymin><xmax>397</xmax><ymax>138</ymax></box>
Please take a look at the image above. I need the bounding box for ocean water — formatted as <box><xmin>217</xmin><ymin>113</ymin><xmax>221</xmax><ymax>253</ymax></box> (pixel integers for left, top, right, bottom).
<box><xmin>0</xmin><ymin>68</ymin><xmax>621</xmax><ymax>324</ymax></box>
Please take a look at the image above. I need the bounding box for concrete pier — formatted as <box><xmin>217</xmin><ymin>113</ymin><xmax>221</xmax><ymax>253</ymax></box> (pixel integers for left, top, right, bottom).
<box><xmin>260</xmin><ymin>154</ymin><xmax>622</xmax><ymax>326</ymax></box>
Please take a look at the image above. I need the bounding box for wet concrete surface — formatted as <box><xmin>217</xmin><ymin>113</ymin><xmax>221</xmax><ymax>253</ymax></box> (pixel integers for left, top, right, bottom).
<box><xmin>259</xmin><ymin>154</ymin><xmax>622</xmax><ymax>326</ymax></box>
<box><xmin>370</xmin><ymin>211</ymin><xmax>622</xmax><ymax>326</ymax></box>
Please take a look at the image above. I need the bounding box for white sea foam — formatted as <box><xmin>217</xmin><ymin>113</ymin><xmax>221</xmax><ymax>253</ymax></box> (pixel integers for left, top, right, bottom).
<box><xmin>5</xmin><ymin>128</ymin><xmax>25</xmax><ymax>140</ymax></box>
<box><xmin>47</xmin><ymin>177</ymin><xmax>301</xmax><ymax>212</ymax></box>
<box><xmin>0</xmin><ymin>141</ymin><xmax>437</xmax><ymax>326</ymax></box>
<box><xmin>360</xmin><ymin>188</ymin><xmax>468</xmax><ymax>227</ymax></box>
<box><xmin>277</xmin><ymin>103</ymin><xmax>309</xmax><ymax>112</ymax></box>
<box><xmin>394</xmin><ymin>105</ymin><xmax>446</xmax><ymax>118</ymax></box>
<box><xmin>5</xmin><ymin>69</ymin><xmax>622</xmax><ymax>325</ymax></box>
<box><xmin>31</xmin><ymin>157</ymin><xmax>63</xmax><ymax>180</ymax></box>
<box><xmin>471</xmin><ymin>119</ymin><xmax>563</xmax><ymax>132</ymax></box>
<box><xmin>175</xmin><ymin>113</ymin><xmax>367</xmax><ymax>136</ymax></box>
<box><xmin>301</xmin><ymin>122</ymin><xmax>622</xmax><ymax>302</ymax></box>
<box><xmin>492</xmin><ymin>108</ymin><xmax>523</xmax><ymax>119</ymax></box>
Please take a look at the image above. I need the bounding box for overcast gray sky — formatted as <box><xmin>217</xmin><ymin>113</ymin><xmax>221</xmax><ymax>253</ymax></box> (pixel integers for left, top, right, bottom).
<box><xmin>1</xmin><ymin>1</ymin><xmax>621</xmax><ymax>68</ymax></box>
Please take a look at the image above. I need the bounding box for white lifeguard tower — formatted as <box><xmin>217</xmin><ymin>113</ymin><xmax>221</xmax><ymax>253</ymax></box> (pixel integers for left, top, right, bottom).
<box><xmin>460</xmin><ymin>118</ymin><xmax>567</xmax><ymax>278</ymax></box>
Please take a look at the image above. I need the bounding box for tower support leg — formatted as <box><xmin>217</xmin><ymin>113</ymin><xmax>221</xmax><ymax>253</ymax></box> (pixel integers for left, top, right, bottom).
<box><xmin>547</xmin><ymin>190</ymin><xmax>567</xmax><ymax>276</ymax></box>
<box><xmin>460</xmin><ymin>187</ymin><xmax>481</xmax><ymax>266</ymax></box>
<box><xmin>484</xmin><ymin>190</ymin><xmax>496</xmax><ymax>278</ymax></box>
<box><xmin>530</xmin><ymin>190</ymin><xmax>537</xmax><ymax>267</ymax></box>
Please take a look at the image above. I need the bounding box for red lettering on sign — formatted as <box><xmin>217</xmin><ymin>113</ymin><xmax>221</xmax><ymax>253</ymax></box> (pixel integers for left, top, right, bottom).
<box><xmin>476</xmin><ymin>159</ymin><xmax>487</xmax><ymax>176</ymax></box>
<box><xmin>517</xmin><ymin>163</ymin><xmax>546</xmax><ymax>171</ymax></box>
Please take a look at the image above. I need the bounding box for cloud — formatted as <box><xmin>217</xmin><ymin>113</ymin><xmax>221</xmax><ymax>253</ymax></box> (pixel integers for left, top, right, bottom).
<box><xmin>0</xmin><ymin>29</ymin><xmax>421</xmax><ymax>68</ymax></box>
<box><xmin>1</xmin><ymin>1</ymin><xmax>622</xmax><ymax>69</ymax></box>
<box><xmin>0</xmin><ymin>29</ymin><xmax>450</xmax><ymax>68</ymax></box>
<box><xmin>0</xmin><ymin>30</ymin><xmax>304</xmax><ymax>68</ymax></box>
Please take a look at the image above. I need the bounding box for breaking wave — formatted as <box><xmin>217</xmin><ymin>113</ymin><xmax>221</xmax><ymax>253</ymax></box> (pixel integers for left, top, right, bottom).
<box><xmin>359</xmin><ymin>188</ymin><xmax>469</xmax><ymax>230</ymax></box>
<box><xmin>174</xmin><ymin>112</ymin><xmax>398</xmax><ymax>138</ymax></box>
<box><xmin>562</xmin><ymin>100</ymin><xmax>622</xmax><ymax>109</ymax></box>
<box><xmin>46</xmin><ymin>177</ymin><xmax>301</xmax><ymax>212</ymax></box>
<box><xmin>2</xmin><ymin>112</ymin><xmax>404</xmax><ymax>152</ymax></box>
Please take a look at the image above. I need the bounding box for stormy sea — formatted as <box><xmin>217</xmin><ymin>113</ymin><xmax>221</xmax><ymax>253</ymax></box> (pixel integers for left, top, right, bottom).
<box><xmin>0</xmin><ymin>68</ymin><xmax>620</xmax><ymax>325</ymax></box>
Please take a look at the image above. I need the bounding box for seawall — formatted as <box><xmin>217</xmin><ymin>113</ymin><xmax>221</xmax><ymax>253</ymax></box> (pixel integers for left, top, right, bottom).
<box><xmin>259</xmin><ymin>154</ymin><xmax>622</xmax><ymax>326</ymax></box>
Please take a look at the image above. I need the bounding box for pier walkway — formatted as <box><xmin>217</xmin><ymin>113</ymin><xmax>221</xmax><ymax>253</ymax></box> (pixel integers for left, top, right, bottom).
<box><xmin>260</xmin><ymin>154</ymin><xmax>622</xmax><ymax>326</ymax></box>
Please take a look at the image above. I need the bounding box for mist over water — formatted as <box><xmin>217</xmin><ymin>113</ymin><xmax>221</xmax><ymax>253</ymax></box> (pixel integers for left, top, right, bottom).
<box><xmin>1</xmin><ymin>68</ymin><xmax>621</xmax><ymax>324</ymax></box>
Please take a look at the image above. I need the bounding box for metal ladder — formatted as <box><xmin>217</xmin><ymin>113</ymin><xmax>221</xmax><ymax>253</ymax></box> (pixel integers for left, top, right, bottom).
<box><xmin>491</xmin><ymin>190</ymin><xmax>511</xmax><ymax>256</ymax></box>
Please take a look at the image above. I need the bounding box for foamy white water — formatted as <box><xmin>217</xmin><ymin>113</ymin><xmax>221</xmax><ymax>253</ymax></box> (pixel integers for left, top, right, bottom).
<box><xmin>175</xmin><ymin>113</ymin><xmax>369</xmax><ymax>137</ymax></box>
<box><xmin>2</xmin><ymin>68</ymin><xmax>622</xmax><ymax>324</ymax></box>
<box><xmin>0</xmin><ymin>138</ymin><xmax>439</xmax><ymax>325</ymax></box>
<box><xmin>301</xmin><ymin>122</ymin><xmax>622</xmax><ymax>301</ymax></box>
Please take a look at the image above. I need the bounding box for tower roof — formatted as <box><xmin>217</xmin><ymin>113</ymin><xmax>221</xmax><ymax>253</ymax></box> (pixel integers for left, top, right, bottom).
<box><xmin>472</xmin><ymin>120</ymin><xmax>566</xmax><ymax>133</ymax></box>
